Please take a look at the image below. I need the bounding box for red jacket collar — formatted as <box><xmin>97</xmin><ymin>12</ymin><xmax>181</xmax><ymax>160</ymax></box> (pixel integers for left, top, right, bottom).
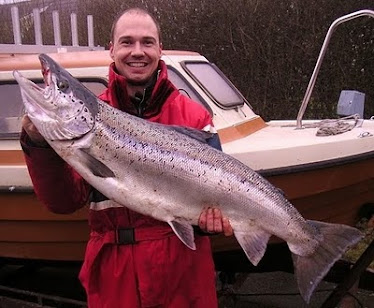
<box><xmin>99</xmin><ymin>60</ymin><xmax>176</xmax><ymax>118</ymax></box>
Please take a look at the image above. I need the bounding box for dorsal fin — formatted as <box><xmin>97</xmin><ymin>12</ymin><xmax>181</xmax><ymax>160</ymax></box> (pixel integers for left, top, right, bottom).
<box><xmin>168</xmin><ymin>125</ymin><xmax>213</xmax><ymax>144</ymax></box>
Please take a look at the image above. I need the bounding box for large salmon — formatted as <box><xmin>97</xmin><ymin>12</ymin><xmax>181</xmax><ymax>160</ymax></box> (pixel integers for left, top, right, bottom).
<box><xmin>13</xmin><ymin>54</ymin><xmax>362</xmax><ymax>303</ymax></box>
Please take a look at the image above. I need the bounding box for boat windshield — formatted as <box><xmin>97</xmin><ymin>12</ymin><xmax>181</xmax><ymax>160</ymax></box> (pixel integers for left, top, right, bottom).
<box><xmin>181</xmin><ymin>61</ymin><xmax>246</xmax><ymax>109</ymax></box>
<box><xmin>167</xmin><ymin>66</ymin><xmax>213</xmax><ymax>115</ymax></box>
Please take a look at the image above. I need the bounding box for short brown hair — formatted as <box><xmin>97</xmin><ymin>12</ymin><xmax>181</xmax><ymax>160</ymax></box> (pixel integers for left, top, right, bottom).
<box><xmin>110</xmin><ymin>8</ymin><xmax>162</xmax><ymax>43</ymax></box>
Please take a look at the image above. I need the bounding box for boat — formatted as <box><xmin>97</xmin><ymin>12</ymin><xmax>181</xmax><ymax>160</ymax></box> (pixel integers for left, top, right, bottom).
<box><xmin>0</xmin><ymin>9</ymin><xmax>373</xmax><ymax>262</ymax></box>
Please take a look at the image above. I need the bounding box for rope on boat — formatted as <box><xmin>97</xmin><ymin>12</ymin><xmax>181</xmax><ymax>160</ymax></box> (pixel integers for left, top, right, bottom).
<box><xmin>303</xmin><ymin>114</ymin><xmax>360</xmax><ymax>136</ymax></box>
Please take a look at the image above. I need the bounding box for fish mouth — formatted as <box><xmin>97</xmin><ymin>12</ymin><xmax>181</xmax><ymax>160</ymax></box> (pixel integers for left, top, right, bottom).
<box><xmin>13</xmin><ymin>70</ymin><xmax>44</xmax><ymax>94</ymax></box>
<box><xmin>12</xmin><ymin>70</ymin><xmax>52</xmax><ymax>115</ymax></box>
<box><xmin>40</xmin><ymin>55</ymin><xmax>52</xmax><ymax>86</ymax></box>
<box><xmin>13</xmin><ymin>69</ymin><xmax>65</xmax><ymax>141</ymax></box>
<box><xmin>13</xmin><ymin>54</ymin><xmax>60</xmax><ymax>113</ymax></box>
<box><xmin>13</xmin><ymin>54</ymin><xmax>96</xmax><ymax>141</ymax></box>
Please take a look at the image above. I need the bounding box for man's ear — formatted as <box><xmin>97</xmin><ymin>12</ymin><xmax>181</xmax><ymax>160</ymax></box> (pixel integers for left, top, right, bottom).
<box><xmin>109</xmin><ymin>41</ymin><xmax>114</xmax><ymax>60</ymax></box>
<box><xmin>159</xmin><ymin>43</ymin><xmax>163</xmax><ymax>57</ymax></box>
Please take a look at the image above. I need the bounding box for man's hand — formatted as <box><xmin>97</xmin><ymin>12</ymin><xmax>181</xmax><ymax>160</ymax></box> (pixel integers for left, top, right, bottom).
<box><xmin>22</xmin><ymin>115</ymin><xmax>49</xmax><ymax>146</ymax></box>
<box><xmin>198</xmin><ymin>207</ymin><xmax>233</xmax><ymax>236</ymax></box>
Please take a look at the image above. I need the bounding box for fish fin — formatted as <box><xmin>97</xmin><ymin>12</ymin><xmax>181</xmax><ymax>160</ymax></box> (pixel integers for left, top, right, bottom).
<box><xmin>168</xmin><ymin>125</ymin><xmax>213</xmax><ymax>144</ymax></box>
<box><xmin>291</xmin><ymin>220</ymin><xmax>363</xmax><ymax>303</ymax></box>
<box><xmin>168</xmin><ymin>220</ymin><xmax>196</xmax><ymax>250</ymax></box>
<box><xmin>234</xmin><ymin>226</ymin><xmax>271</xmax><ymax>266</ymax></box>
<box><xmin>77</xmin><ymin>148</ymin><xmax>115</xmax><ymax>178</ymax></box>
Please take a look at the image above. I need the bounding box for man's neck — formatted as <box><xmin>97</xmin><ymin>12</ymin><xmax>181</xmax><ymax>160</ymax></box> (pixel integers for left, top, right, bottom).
<box><xmin>127</xmin><ymin>85</ymin><xmax>146</xmax><ymax>98</ymax></box>
<box><xmin>126</xmin><ymin>70</ymin><xmax>158</xmax><ymax>98</ymax></box>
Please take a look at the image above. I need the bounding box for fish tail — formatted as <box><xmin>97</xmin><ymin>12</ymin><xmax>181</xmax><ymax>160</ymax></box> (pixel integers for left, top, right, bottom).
<box><xmin>291</xmin><ymin>220</ymin><xmax>363</xmax><ymax>303</ymax></box>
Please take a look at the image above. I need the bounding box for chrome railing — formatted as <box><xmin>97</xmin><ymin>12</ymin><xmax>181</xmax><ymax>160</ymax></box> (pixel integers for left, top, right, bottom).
<box><xmin>296</xmin><ymin>9</ymin><xmax>374</xmax><ymax>129</ymax></box>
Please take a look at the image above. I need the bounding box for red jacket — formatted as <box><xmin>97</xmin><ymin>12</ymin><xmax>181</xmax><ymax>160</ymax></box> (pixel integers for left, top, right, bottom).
<box><xmin>21</xmin><ymin>61</ymin><xmax>218</xmax><ymax>308</ymax></box>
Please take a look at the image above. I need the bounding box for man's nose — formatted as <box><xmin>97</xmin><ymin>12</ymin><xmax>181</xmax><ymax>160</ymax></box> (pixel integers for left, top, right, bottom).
<box><xmin>131</xmin><ymin>42</ymin><xmax>144</xmax><ymax>56</ymax></box>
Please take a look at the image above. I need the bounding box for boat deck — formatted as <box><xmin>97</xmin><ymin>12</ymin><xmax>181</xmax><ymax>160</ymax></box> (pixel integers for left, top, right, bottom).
<box><xmin>223</xmin><ymin>119</ymin><xmax>374</xmax><ymax>171</ymax></box>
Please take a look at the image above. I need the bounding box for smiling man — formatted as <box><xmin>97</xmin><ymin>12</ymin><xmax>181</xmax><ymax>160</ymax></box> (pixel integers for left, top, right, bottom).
<box><xmin>109</xmin><ymin>10</ymin><xmax>162</xmax><ymax>92</ymax></box>
<box><xmin>21</xmin><ymin>7</ymin><xmax>232</xmax><ymax>308</ymax></box>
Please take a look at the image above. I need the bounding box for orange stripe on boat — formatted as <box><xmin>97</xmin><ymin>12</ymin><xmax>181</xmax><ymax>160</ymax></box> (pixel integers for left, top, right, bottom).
<box><xmin>0</xmin><ymin>150</ymin><xmax>25</xmax><ymax>165</ymax></box>
<box><xmin>218</xmin><ymin>117</ymin><xmax>267</xmax><ymax>144</ymax></box>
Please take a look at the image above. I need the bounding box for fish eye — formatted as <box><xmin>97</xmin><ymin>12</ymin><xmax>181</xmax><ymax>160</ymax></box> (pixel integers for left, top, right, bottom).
<box><xmin>57</xmin><ymin>80</ymin><xmax>69</xmax><ymax>92</ymax></box>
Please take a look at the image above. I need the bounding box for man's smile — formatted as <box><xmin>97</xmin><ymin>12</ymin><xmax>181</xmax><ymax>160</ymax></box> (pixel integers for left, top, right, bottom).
<box><xmin>128</xmin><ymin>62</ymin><xmax>147</xmax><ymax>67</ymax></box>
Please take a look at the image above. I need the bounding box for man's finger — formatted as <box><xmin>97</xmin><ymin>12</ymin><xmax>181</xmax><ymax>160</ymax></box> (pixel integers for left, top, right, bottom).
<box><xmin>223</xmin><ymin>217</ymin><xmax>234</xmax><ymax>236</ymax></box>
<box><xmin>198</xmin><ymin>208</ymin><xmax>207</xmax><ymax>229</ymax></box>
<box><xmin>213</xmin><ymin>208</ymin><xmax>223</xmax><ymax>233</ymax></box>
<box><xmin>206</xmin><ymin>207</ymin><xmax>214</xmax><ymax>232</ymax></box>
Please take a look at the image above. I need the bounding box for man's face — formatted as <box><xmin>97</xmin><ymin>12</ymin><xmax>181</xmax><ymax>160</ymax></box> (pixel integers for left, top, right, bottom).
<box><xmin>110</xmin><ymin>13</ymin><xmax>162</xmax><ymax>85</ymax></box>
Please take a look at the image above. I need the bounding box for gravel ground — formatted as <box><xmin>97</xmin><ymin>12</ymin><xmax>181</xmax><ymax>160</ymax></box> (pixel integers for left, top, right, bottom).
<box><xmin>217</xmin><ymin>271</ymin><xmax>374</xmax><ymax>308</ymax></box>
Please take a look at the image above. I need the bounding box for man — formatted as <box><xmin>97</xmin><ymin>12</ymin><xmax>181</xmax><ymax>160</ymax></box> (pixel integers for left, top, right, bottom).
<box><xmin>21</xmin><ymin>7</ymin><xmax>232</xmax><ymax>308</ymax></box>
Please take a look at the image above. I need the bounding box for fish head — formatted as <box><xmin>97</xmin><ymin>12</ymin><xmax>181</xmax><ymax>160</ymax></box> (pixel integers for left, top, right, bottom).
<box><xmin>13</xmin><ymin>53</ymin><xmax>98</xmax><ymax>141</ymax></box>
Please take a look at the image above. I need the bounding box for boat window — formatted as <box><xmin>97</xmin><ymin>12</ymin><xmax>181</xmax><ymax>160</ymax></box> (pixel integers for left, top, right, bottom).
<box><xmin>81</xmin><ymin>79</ymin><xmax>108</xmax><ymax>96</ymax></box>
<box><xmin>0</xmin><ymin>79</ymin><xmax>107</xmax><ymax>139</ymax></box>
<box><xmin>0</xmin><ymin>82</ymin><xmax>28</xmax><ymax>139</ymax></box>
<box><xmin>182</xmin><ymin>61</ymin><xmax>246</xmax><ymax>109</ymax></box>
<box><xmin>167</xmin><ymin>66</ymin><xmax>212</xmax><ymax>115</ymax></box>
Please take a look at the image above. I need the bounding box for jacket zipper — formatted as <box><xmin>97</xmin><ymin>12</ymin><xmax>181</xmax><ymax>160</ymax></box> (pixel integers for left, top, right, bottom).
<box><xmin>136</xmin><ymin>89</ymin><xmax>147</xmax><ymax>117</ymax></box>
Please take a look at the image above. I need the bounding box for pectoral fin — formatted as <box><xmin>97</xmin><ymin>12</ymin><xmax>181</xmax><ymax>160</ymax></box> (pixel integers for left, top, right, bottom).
<box><xmin>77</xmin><ymin>148</ymin><xmax>115</xmax><ymax>178</ymax></box>
<box><xmin>233</xmin><ymin>224</ymin><xmax>271</xmax><ymax>266</ymax></box>
<box><xmin>168</xmin><ymin>220</ymin><xmax>196</xmax><ymax>250</ymax></box>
